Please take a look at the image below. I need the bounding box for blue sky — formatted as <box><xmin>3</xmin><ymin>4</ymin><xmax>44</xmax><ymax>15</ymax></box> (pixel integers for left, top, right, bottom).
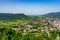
<box><xmin>0</xmin><ymin>0</ymin><xmax>60</xmax><ymax>15</ymax></box>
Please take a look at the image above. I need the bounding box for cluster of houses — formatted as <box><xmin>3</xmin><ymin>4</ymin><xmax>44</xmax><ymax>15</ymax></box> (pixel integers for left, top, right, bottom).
<box><xmin>11</xmin><ymin>23</ymin><xmax>33</xmax><ymax>33</ymax></box>
<box><xmin>10</xmin><ymin>18</ymin><xmax>60</xmax><ymax>35</ymax></box>
<box><xmin>51</xmin><ymin>19</ymin><xmax>60</xmax><ymax>30</ymax></box>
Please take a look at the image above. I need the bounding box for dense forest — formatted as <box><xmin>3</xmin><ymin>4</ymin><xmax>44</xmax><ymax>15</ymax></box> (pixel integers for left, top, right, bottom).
<box><xmin>43</xmin><ymin>12</ymin><xmax>60</xmax><ymax>18</ymax></box>
<box><xmin>0</xmin><ymin>13</ymin><xmax>28</xmax><ymax>19</ymax></box>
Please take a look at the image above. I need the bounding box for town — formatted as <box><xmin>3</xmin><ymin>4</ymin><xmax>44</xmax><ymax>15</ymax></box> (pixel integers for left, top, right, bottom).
<box><xmin>0</xmin><ymin>16</ymin><xmax>60</xmax><ymax>40</ymax></box>
<box><xmin>11</xmin><ymin>18</ymin><xmax>60</xmax><ymax>34</ymax></box>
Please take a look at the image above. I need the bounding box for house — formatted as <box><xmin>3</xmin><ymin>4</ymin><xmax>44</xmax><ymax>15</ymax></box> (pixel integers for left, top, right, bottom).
<box><xmin>51</xmin><ymin>20</ymin><xmax>60</xmax><ymax>30</ymax></box>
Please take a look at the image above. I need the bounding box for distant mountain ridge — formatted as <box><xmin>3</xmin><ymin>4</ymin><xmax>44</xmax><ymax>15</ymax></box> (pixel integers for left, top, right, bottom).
<box><xmin>0</xmin><ymin>13</ymin><xmax>28</xmax><ymax>19</ymax></box>
<box><xmin>43</xmin><ymin>12</ymin><xmax>60</xmax><ymax>18</ymax></box>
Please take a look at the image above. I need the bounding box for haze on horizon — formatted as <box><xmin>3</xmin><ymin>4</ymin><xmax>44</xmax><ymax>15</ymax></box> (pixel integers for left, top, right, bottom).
<box><xmin>0</xmin><ymin>0</ymin><xmax>60</xmax><ymax>15</ymax></box>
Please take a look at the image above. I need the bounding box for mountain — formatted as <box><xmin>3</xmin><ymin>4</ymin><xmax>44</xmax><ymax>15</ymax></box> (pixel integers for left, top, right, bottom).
<box><xmin>43</xmin><ymin>12</ymin><xmax>60</xmax><ymax>18</ymax></box>
<box><xmin>0</xmin><ymin>13</ymin><xmax>28</xmax><ymax>19</ymax></box>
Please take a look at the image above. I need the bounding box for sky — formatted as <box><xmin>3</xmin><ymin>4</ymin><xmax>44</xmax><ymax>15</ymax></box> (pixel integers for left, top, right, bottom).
<box><xmin>0</xmin><ymin>0</ymin><xmax>60</xmax><ymax>15</ymax></box>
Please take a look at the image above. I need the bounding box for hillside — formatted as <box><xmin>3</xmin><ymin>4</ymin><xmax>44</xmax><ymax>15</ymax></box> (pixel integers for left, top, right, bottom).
<box><xmin>43</xmin><ymin>12</ymin><xmax>60</xmax><ymax>18</ymax></box>
<box><xmin>0</xmin><ymin>13</ymin><xmax>28</xmax><ymax>19</ymax></box>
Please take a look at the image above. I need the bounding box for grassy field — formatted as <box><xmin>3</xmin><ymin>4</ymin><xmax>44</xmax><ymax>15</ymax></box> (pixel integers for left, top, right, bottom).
<box><xmin>0</xmin><ymin>19</ymin><xmax>32</xmax><ymax>27</ymax></box>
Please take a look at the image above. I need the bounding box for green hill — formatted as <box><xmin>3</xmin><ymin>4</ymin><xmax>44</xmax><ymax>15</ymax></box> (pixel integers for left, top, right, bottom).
<box><xmin>43</xmin><ymin>12</ymin><xmax>60</xmax><ymax>18</ymax></box>
<box><xmin>0</xmin><ymin>13</ymin><xmax>28</xmax><ymax>19</ymax></box>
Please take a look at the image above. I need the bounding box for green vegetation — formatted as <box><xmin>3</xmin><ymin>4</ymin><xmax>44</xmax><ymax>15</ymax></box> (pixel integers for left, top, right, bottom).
<box><xmin>0</xmin><ymin>18</ymin><xmax>60</xmax><ymax>40</ymax></box>
<box><xmin>0</xmin><ymin>28</ymin><xmax>60</xmax><ymax>40</ymax></box>
<box><xmin>0</xmin><ymin>13</ymin><xmax>28</xmax><ymax>19</ymax></box>
<box><xmin>0</xmin><ymin>19</ymin><xmax>31</xmax><ymax>27</ymax></box>
<box><xmin>43</xmin><ymin>12</ymin><xmax>60</xmax><ymax>18</ymax></box>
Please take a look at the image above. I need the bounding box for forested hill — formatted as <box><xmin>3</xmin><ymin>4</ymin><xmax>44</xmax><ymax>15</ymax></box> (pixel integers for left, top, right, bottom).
<box><xmin>0</xmin><ymin>13</ymin><xmax>28</xmax><ymax>19</ymax></box>
<box><xmin>43</xmin><ymin>12</ymin><xmax>60</xmax><ymax>18</ymax></box>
